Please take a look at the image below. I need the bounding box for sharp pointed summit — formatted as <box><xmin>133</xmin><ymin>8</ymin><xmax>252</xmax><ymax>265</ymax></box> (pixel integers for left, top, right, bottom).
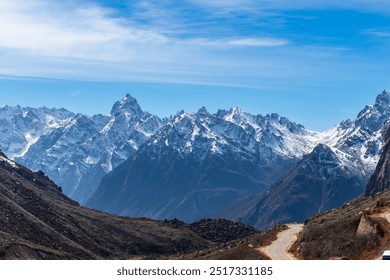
<box><xmin>110</xmin><ymin>94</ymin><xmax>143</xmax><ymax>117</ymax></box>
<box><xmin>197</xmin><ymin>106</ymin><xmax>209</xmax><ymax>115</ymax></box>
<box><xmin>374</xmin><ymin>90</ymin><xmax>390</xmax><ymax>111</ymax></box>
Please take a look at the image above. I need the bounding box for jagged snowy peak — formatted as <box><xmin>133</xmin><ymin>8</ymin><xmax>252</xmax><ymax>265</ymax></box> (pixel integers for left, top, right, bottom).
<box><xmin>221</xmin><ymin>108</ymin><xmax>305</xmax><ymax>136</ymax></box>
<box><xmin>147</xmin><ymin>106</ymin><xmax>323</xmax><ymax>163</ymax></box>
<box><xmin>147</xmin><ymin>109</ymin><xmax>259</xmax><ymax>159</ymax></box>
<box><xmin>370</xmin><ymin>90</ymin><xmax>390</xmax><ymax>115</ymax></box>
<box><xmin>110</xmin><ymin>93</ymin><xmax>143</xmax><ymax>117</ymax></box>
<box><xmin>97</xmin><ymin>95</ymin><xmax>164</xmax><ymax>171</ymax></box>
<box><xmin>219</xmin><ymin>108</ymin><xmax>323</xmax><ymax>157</ymax></box>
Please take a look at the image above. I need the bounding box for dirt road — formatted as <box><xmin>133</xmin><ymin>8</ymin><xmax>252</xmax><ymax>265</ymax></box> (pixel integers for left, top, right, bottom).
<box><xmin>259</xmin><ymin>224</ymin><xmax>303</xmax><ymax>260</ymax></box>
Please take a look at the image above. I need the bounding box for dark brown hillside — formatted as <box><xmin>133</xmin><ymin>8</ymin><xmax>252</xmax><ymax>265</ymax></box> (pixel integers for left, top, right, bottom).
<box><xmin>295</xmin><ymin>190</ymin><xmax>390</xmax><ymax>260</ymax></box>
<box><xmin>164</xmin><ymin>218</ymin><xmax>259</xmax><ymax>244</ymax></box>
<box><xmin>0</xmin><ymin>151</ymin><xmax>211</xmax><ymax>260</ymax></box>
<box><xmin>287</xmin><ymin>125</ymin><xmax>390</xmax><ymax>260</ymax></box>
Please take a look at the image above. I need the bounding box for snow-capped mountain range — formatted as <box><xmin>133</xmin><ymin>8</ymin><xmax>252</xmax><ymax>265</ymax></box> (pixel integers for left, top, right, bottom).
<box><xmin>212</xmin><ymin>91</ymin><xmax>390</xmax><ymax>228</ymax></box>
<box><xmin>147</xmin><ymin>107</ymin><xmax>319</xmax><ymax>161</ymax></box>
<box><xmin>1</xmin><ymin>91</ymin><xmax>389</xmax><ymax>222</ymax></box>
<box><xmin>1</xmin><ymin>94</ymin><xmax>163</xmax><ymax>203</ymax></box>
<box><xmin>86</xmin><ymin>109</ymin><xmax>310</xmax><ymax>221</ymax></box>
<box><xmin>88</xmin><ymin>91</ymin><xmax>390</xmax><ymax>223</ymax></box>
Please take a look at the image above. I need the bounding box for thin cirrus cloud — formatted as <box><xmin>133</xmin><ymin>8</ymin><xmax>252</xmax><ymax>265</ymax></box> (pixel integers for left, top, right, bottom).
<box><xmin>0</xmin><ymin>0</ymin><xmax>292</xmax><ymax>83</ymax></box>
<box><xmin>0</xmin><ymin>0</ymin><xmax>169</xmax><ymax>61</ymax></box>
<box><xmin>188</xmin><ymin>38</ymin><xmax>288</xmax><ymax>48</ymax></box>
<box><xmin>226</xmin><ymin>38</ymin><xmax>288</xmax><ymax>47</ymax></box>
<box><xmin>363</xmin><ymin>28</ymin><xmax>390</xmax><ymax>37</ymax></box>
<box><xmin>189</xmin><ymin>0</ymin><xmax>390</xmax><ymax>12</ymax></box>
<box><xmin>0</xmin><ymin>0</ymin><xmax>286</xmax><ymax>60</ymax></box>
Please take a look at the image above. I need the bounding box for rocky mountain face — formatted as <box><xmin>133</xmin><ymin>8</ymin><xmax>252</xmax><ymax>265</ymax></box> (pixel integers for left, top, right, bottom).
<box><xmin>366</xmin><ymin>126</ymin><xmax>390</xmax><ymax>195</ymax></box>
<box><xmin>217</xmin><ymin>144</ymin><xmax>366</xmax><ymax>230</ymax></box>
<box><xmin>215</xmin><ymin>91</ymin><xmax>390</xmax><ymax>229</ymax></box>
<box><xmin>86</xmin><ymin>108</ymin><xmax>321</xmax><ymax>221</ymax></box>
<box><xmin>1</xmin><ymin>95</ymin><xmax>164</xmax><ymax>203</ymax></box>
<box><xmin>0</xmin><ymin>105</ymin><xmax>74</xmax><ymax>159</ymax></box>
<box><xmin>0</xmin><ymin>150</ymin><xmax>211</xmax><ymax>260</ymax></box>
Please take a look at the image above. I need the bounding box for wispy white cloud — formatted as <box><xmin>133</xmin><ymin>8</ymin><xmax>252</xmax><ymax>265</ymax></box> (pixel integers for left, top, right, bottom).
<box><xmin>188</xmin><ymin>0</ymin><xmax>390</xmax><ymax>14</ymax></box>
<box><xmin>0</xmin><ymin>0</ymin><xmax>292</xmax><ymax>80</ymax></box>
<box><xmin>226</xmin><ymin>38</ymin><xmax>288</xmax><ymax>47</ymax></box>
<box><xmin>187</xmin><ymin>0</ymin><xmax>254</xmax><ymax>9</ymax></box>
<box><xmin>0</xmin><ymin>0</ymin><xmax>170</xmax><ymax>62</ymax></box>
<box><xmin>187</xmin><ymin>37</ymin><xmax>288</xmax><ymax>48</ymax></box>
<box><xmin>363</xmin><ymin>28</ymin><xmax>390</xmax><ymax>37</ymax></box>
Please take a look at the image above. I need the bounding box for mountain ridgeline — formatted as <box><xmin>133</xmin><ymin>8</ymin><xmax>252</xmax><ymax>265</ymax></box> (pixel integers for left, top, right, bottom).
<box><xmin>1</xmin><ymin>91</ymin><xmax>390</xmax><ymax>229</ymax></box>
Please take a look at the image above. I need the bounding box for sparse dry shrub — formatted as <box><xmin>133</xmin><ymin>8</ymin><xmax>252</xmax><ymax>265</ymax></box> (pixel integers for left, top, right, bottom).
<box><xmin>298</xmin><ymin>212</ymin><xmax>382</xmax><ymax>259</ymax></box>
<box><xmin>365</xmin><ymin>215</ymin><xmax>390</xmax><ymax>237</ymax></box>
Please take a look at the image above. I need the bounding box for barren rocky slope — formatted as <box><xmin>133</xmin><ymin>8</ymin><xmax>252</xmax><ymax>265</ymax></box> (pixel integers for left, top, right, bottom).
<box><xmin>0</xmin><ymin>150</ymin><xmax>211</xmax><ymax>260</ymax></box>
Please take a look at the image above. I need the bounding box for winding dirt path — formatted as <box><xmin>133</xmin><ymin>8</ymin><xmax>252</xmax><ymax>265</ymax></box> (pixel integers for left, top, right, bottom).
<box><xmin>259</xmin><ymin>224</ymin><xmax>303</xmax><ymax>260</ymax></box>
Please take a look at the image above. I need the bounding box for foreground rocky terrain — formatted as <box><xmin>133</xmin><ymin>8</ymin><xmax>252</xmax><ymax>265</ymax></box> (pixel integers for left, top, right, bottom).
<box><xmin>0</xmin><ymin>150</ymin><xmax>211</xmax><ymax>259</ymax></box>
<box><xmin>1</xmin><ymin>150</ymin><xmax>266</xmax><ymax>260</ymax></box>
<box><xmin>294</xmin><ymin>190</ymin><xmax>390</xmax><ymax>260</ymax></box>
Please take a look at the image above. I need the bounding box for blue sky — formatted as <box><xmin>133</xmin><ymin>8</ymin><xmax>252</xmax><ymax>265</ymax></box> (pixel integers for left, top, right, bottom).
<box><xmin>1</xmin><ymin>0</ymin><xmax>390</xmax><ymax>130</ymax></box>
